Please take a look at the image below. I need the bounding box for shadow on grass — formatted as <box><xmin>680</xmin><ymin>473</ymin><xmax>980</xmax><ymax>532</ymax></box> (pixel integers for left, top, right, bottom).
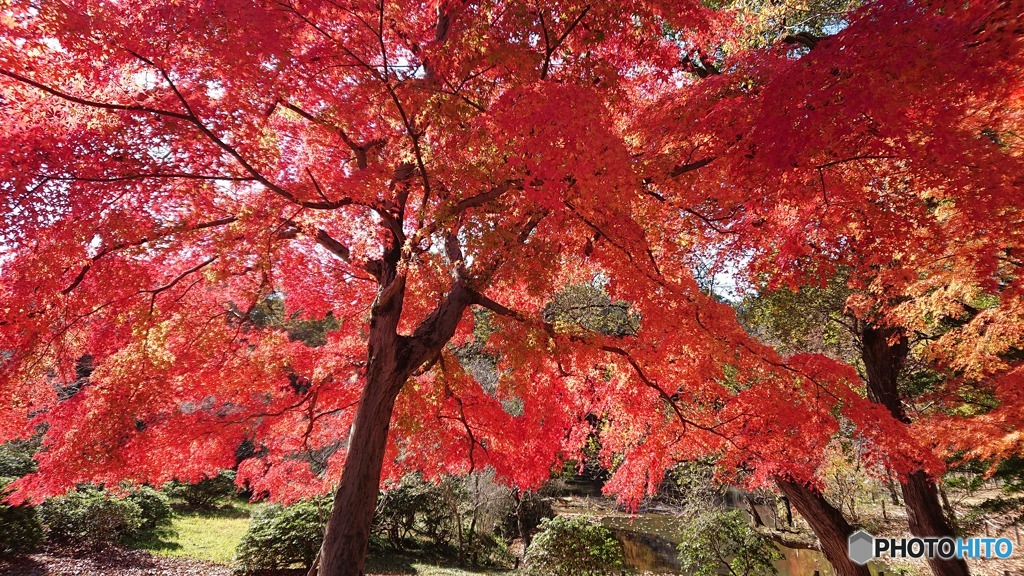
<box><xmin>364</xmin><ymin>551</ymin><xmax>418</xmax><ymax>575</ymax></box>
<box><xmin>365</xmin><ymin>545</ymin><xmax>513</xmax><ymax>575</ymax></box>
<box><xmin>124</xmin><ymin>527</ymin><xmax>183</xmax><ymax>553</ymax></box>
<box><xmin>170</xmin><ymin>502</ymin><xmax>251</xmax><ymax>519</ymax></box>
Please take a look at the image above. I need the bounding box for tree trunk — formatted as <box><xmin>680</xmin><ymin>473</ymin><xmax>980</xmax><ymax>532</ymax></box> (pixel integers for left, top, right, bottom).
<box><xmin>886</xmin><ymin>473</ymin><xmax>901</xmax><ymax>505</ymax></box>
<box><xmin>903</xmin><ymin>471</ymin><xmax>970</xmax><ymax>576</ymax></box>
<box><xmin>318</xmin><ymin>266</ymin><xmax>412</xmax><ymax>576</ymax></box>
<box><xmin>861</xmin><ymin>324</ymin><xmax>969</xmax><ymax>576</ymax></box>
<box><xmin>317</xmin><ymin>366</ymin><xmax>405</xmax><ymax>576</ymax></box>
<box><xmin>745</xmin><ymin>493</ymin><xmax>767</xmax><ymax>528</ymax></box>
<box><xmin>513</xmin><ymin>489</ymin><xmax>533</xmax><ymax>549</ymax></box>
<box><xmin>314</xmin><ymin>254</ymin><xmax>473</xmax><ymax>576</ymax></box>
<box><xmin>776</xmin><ymin>478</ymin><xmax>870</xmax><ymax>576</ymax></box>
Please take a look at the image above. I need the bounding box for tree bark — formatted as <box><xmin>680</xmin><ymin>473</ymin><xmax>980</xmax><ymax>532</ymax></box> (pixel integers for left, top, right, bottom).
<box><xmin>317</xmin><ymin>351</ymin><xmax>406</xmax><ymax>576</ymax></box>
<box><xmin>861</xmin><ymin>324</ymin><xmax>969</xmax><ymax>576</ymax></box>
<box><xmin>317</xmin><ymin>254</ymin><xmax>414</xmax><ymax>576</ymax></box>
<box><xmin>776</xmin><ymin>478</ymin><xmax>870</xmax><ymax>576</ymax></box>
<box><xmin>903</xmin><ymin>471</ymin><xmax>969</xmax><ymax>576</ymax></box>
<box><xmin>781</xmin><ymin>495</ymin><xmax>794</xmax><ymax>527</ymax></box>
<box><xmin>315</xmin><ymin>249</ymin><xmax>474</xmax><ymax>576</ymax></box>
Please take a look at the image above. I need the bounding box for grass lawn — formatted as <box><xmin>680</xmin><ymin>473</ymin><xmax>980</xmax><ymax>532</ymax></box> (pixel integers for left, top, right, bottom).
<box><xmin>129</xmin><ymin>502</ymin><xmax>252</xmax><ymax>565</ymax></box>
<box><xmin>131</xmin><ymin>500</ymin><xmax>509</xmax><ymax>575</ymax></box>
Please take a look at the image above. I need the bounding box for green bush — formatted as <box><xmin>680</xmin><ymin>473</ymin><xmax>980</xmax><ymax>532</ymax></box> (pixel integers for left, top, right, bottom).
<box><xmin>523</xmin><ymin>516</ymin><xmax>624</xmax><ymax>576</ymax></box>
<box><xmin>0</xmin><ymin>477</ymin><xmax>44</xmax><ymax>556</ymax></box>
<box><xmin>0</xmin><ymin>441</ymin><xmax>37</xmax><ymax>478</ymax></box>
<box><xmin>372</xmin><ymin>474</ymin><xmax>463</xmax><ymax>549</ymax></box>
<box><xmin>165</xmin><ymin>469</ymin><xmax>238</xmax><ymax>509</ymax></box>
<box><xmin>124</xmin><ymin>484</ymin><xmax>173</xmax><ymax>530</ymax></box>
<box><xmin>39</xmin><ymin>486</ymin><xmax>144</xmax><ymax>545</ymax></box>
<box><xmin>234</xmin><ymin>498</ymin><xmax>329</xmax><ymax>572</ymax></box>
<box><xmin>677</xmin><ymin>509</ymin><xmax>781</xmax><ymax>576</ymax></box>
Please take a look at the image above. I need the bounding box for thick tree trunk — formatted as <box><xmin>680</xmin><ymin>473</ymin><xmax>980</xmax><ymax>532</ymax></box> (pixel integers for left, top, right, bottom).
<box><xmin>317</xmin><ymin>366</ymin><xmax>405</xmax><ymax>576</ymax></box>
<box><xmin>317</xmin><ymin>259</ymin><xmax>413</xmax><ymax>576</ymax></box>
<box><xmin>314</xmin><ymin>252</ymin><xmax>474</xmax><ymax>576</ymax></box>
<box><xmin>776</xmin><ymin>478</ymin><xmax>870</xmax><ymax>576</ymax></box>
<box><xmin>861</xmin><ymin>324</ymin><xmax>969</xmax><ymax>576</ymax></box>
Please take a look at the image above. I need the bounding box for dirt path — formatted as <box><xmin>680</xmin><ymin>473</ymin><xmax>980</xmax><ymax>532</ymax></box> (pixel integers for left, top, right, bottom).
<box><xmin>0</xmin><ymin>548</ymin><xmax>427</xmax><ymax>576</ymax></box>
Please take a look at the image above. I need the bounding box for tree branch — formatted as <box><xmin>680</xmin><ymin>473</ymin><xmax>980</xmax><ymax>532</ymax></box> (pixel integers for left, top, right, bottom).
<box><xmin>540</xmin><ymin>5</ymin><xmax>591</xmax><ymax>80</ymax></box>
<box><xmin>313</xmin><ymin>229</ymin><xmax>352</xmax><ymax>262</ymax></box>
<box><xmin>670</xmin><ymin>157</ymin><xmax>716</xmax><ymax>177</ymax></box>
<box><xmin>0</xmin><ymin>69</ymin><xmax>192</xmax><ymax>121</ymax></box>
<box><xmin>61</xmin><ymin>216</ymin><xmax>238</xmax><ymax>295</ymax></box>
<box><xmin>406</xmin><ymin>280</ymin><xmax>474</xmax><ymax>370</ymax></box>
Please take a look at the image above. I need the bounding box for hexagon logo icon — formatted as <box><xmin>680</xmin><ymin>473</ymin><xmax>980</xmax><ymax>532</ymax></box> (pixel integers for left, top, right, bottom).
<box><xmin>848</xmin><ymin>530</ymin><xmax>874</xmax><ymax>565</ymax></box>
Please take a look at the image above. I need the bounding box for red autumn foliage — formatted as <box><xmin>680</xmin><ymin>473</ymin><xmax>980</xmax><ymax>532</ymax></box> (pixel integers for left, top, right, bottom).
<box><xmin>0</xmin><ymin>0</ymin><xmax>1021</xmax><ymax>573</ymax></box>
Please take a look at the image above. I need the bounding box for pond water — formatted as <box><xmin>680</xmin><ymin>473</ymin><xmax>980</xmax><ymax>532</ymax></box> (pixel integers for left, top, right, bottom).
<box><xmin>548</xmin><ymin>479</ymin><xmax>896</xmax><ymax>576</ymax></box>
<box><xmin>597</xmin><ymin>511</ymin><xmax>837</xmax><ymax>575</ymax></box>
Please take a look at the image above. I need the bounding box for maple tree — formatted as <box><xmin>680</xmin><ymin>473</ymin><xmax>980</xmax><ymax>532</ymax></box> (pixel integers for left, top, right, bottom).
<box><xmin>0</xmin><ymin>1</ymin><xmax>1020</xmax><ymax>575</ymax></box>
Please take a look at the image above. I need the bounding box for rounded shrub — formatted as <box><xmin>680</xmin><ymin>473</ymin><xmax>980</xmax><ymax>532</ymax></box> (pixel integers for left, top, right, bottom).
<box><xmin>38</xmin><ymin>486</ymin><xmax>143</xmax><ymax>545</ymax></box>
<box><xmin>234</xmin><ymin>498</ymin><xmax>329</xmax><ymax>573</ymax></box>
<box><xmin>0</xmin><ymin>477</ymin><xmax>44</xmax><ymax>556</ymax></box>
<box><xmin>522</xmin><ymin>515</ymin><xmax>625</xmax><ymax>576</ymax></box>
<box><xmin>124</xmin><ymin>484</ymin><xmax>173</xmax><ymax>530</ymax></box>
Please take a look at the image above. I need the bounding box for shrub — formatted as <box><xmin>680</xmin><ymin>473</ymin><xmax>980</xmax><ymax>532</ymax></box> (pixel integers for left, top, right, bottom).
<box><xmin>0</xmin><ymin>477</ymin><xmax>44</xmax><ymax>556</ymax></box>
<box><xmin>373</xmin><ymin>474</ymin><xmax>441</xmax><ymax>548</ymax></box>
<box><xmin>372</xmin><ymin>474</ymin><xmax>468</xmax><ymax>549</ymax></box>
<box><xmin>38</xmin><ymin>486</ymin><xmax>143</xmax><ymax>545</ymax></box>
<box><xmin>124</xmin><ymin>484</ymin><xmax>173</xmax><ymax>530</ymax></box>
<box><xmin>165</xmin><ymin>469</ymin><xmax>238</xmax><ymax>509</ymax></box>
<box><xmin>234</xmin><ymin>498</ymin><xmax>329</xmax><ymax>572</ymax></box>
<box><xmin>677</xmin><ymin>509</ymin><xmax>781</xmax><ymax>576</ymax></box>
<box><xmin>371</xmin><ymin>472</ymin><xmax>516</xmax><ymax>567</ymax></box>
<box><xmin>522</xmin><ymin>516</ymin><xmax>624</xmax><ymax>576</ymax></box>
<box><xmin>0</xmin><ymin>440</ymin><xmax>37</xmax><ymax>478</ymax></box>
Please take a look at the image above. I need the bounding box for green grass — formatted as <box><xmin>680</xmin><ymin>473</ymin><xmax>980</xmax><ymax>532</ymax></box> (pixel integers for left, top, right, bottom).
<box><xmin>131</xmin><ymin>500</ymin><xmax>510</xmax><ymax>574</ymax></box>
<box><xmin>129</xmin><ymin>502</ymin><xmax>252</xmax><ymax>565</ymax></box>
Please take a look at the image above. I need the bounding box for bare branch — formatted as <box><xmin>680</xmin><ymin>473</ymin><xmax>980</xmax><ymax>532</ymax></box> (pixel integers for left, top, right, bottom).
<box><xmin>449</xmin><ymin>179</ymin><xmax>522</xmax><ymax>215</ymax></box>
<box><xmin>281</xmin><ymin>100</ymin><xmax>385</xmax><ymax>169</ymax></box>
<box><xmin>670</xmin><ymin>156</ymin><xmax>716</xmax><ymax>177</ymax></box>
<box><xmin>540</xmin><ymin>5</ymin><xmax>591</xmax><ymax>80</ymax></box>
<box><xmin>816</xmin><ymin>154</ymin><xmax>895</xmax><ymax>169</ymax></box>
<box><xmin>48</xmin><ymin>173</ymin><xmax>255</xmax><ymax>184</ymax></box>
<box><xmin>783</xmin><ymin>32</ymin><xmax>821</xmax><ymax>50</ymax></box>
<box><xmin>470</xmin><ymin>290</ymin><xmax>528</xmax><ymax>322</ymax></box>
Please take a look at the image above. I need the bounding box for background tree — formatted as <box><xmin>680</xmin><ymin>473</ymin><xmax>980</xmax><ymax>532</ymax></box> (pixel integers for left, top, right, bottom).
<box><xmin>637</xmin><ymin>0</ymin><xmax>1023</xmax><ymax>574</ymax></box>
